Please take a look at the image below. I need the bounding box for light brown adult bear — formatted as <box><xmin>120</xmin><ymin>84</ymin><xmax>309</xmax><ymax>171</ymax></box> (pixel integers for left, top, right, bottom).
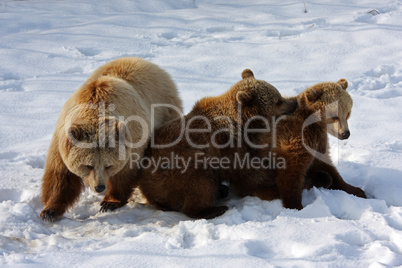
<box><xmin>246</xmin><ymin>79</ymin><xmax>366</xmax><ymax>209</ymax></box>
<box><xmin>40</xmin><ymin>57</ymin><xmax>183</xmax><ymax>221</ymax></box>
<box><xmin>136</xmin><ymin>69</ymin><xmax>296</xmax><ymax>219</ymax></box>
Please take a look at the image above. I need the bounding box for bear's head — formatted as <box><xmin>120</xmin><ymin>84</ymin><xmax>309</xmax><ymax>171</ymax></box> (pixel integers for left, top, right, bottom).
<box><xmin>300</xmin><ymin>79</ymin><xmax>352</xmax><ymax>140</ymax></box>
<box><xmin>60</xmin><ymin>116</ymin><xmax>130</xmax><ymax>193</ymax></box>
<box><xmin>235</xmin><ymin>69</ymin><xmax>297</xmax><ymax>121</ymax></box>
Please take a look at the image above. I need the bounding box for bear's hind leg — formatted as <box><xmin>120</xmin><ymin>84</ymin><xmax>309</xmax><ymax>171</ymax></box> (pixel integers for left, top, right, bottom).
<box><xmin>181</xmin><ymin>171</ymin><xmax>228</xmax><ymax>219</ymax></box>
<box><xmin>309</xmin><ymin>158</ymin><xmax>366</xmax><ymax>198</ymax></box>
<box><xmin>325</xmin><ymin>166</ymin><xmax>366</xmax><ymax>198</ymax></box>
<box><xmin>304</xmin><ymin>169</ymin><xmax>333</xmax><ymax>189</ymax></box>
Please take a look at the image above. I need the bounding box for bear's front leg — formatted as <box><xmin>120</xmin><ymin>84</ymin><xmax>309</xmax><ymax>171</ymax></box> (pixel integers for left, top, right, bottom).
<box><xmin>275</xmin><ymin>147</ymin><xmax>314</xmax><ymax>210</ymax></box>
<box><xmin>100</xmin><ymin>195</ymin><xmax>127</xmax><ymax>212</ymax></box>
<box><xmin>99</xmin><ymin>169</ymin><xmax>136</xmax><ymax>213</ymax></box>
<box><xmin>40</xmin><ymin>151</ymin><xmax>84</xmax><ymax>221</ymax></box>
<box><xmin>276</xmin><ymin>172</ymin><xmax>304</xmax><ymax>210</ymax></box>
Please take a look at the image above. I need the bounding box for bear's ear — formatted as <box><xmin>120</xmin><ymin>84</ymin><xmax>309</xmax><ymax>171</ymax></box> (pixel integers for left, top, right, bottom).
<box><xmin>236</xmin><ymin>90</ymin><xmax>254</xmax><ymax>106</ymax></box>
<box><xmin>336</xmin><ymin>78</ymin><xmax>348</xmax><ymax>90</ymax></box>
<box><xmin>241</xmin><ymin>69</ymin><xmax>255</xmax><ymax>79</ymax></box>
<box><xmin>68</xmin><ymin>123</ymin><xmax>84</xmax><ymax>143</ymax></box>
<box><xmin>305</xmin><ymin>88</ymin><xmax>323</xmax><ymax>103</ymax></box>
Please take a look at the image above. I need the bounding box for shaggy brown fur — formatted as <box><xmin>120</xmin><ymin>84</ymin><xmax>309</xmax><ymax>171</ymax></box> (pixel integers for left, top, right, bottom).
<box><xmin>137</xmin><ymin>70</ymin><xmax>296</xmax><ymax>219</ymax></box>
<box><xmin>40</xmin><ymin>57</ymin><xmax>183</xmax><ymax>221</ymax></box>
<box><xmin>245</xmin><ymin>79</ymin><xmax>366</xmax><ymax>209</ymax></box>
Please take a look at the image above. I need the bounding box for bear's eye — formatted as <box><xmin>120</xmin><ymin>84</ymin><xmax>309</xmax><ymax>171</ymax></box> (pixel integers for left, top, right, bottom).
<box><xmin>105</xmin><ymin>165</ymin><xmax>113</xmax><ymax>170</ymax></box>
<box><xmin>331</xmin><ymin>116</ymin><xmax>339</xmax><ymax>121</ymax></box>
<box><xmin>85</xmin><ymin>165</ymin><xmax>94</xmax><ymax>170</ymax></box>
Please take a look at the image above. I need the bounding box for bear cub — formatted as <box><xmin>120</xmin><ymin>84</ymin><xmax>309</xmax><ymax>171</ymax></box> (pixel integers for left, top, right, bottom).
<box><xmin>137</xmin><ymin>70</ymin><xmax>296</xmax><ymax>219</ymax></box>
<box><xmin>247</xmin><ymin>79</ymin><xmax>366</xmax><ymax>209</ymax></box>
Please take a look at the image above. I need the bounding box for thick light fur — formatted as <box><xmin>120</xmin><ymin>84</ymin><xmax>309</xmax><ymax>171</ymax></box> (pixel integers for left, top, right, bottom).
<box><xmin>250</xmin><ymin>79</ymin><xmax>366</xmax><ymax>209</ymax></box>
<box><xmin>40</xmin><ymin>57</ymin><xmax>183</xmax><ymax>221</ymax></box>
<box><xmin>137</xmin><ymin>69</ymin><xmax>296</xmax><ymax>219</ymax></box>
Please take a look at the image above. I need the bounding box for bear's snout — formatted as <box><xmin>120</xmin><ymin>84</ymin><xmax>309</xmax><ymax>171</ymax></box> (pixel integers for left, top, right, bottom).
<box><xmin>289</xmin><ymin>100</ymin><xmax>298</xmax><ymax>113</ymax></box>
<box><xmin>341</xmin><ymin>130</ymin><xmax>350</xmax><ymax>140</ymax></box>
<box><xmin>95</xmin><ymin>185</ymin><xmax>106</xmax><ymax>193</ymax></box>
<box><xmin>282</xmin><ymin>99</ymin><xmax>298</xmax><ymax>115</ymax></box>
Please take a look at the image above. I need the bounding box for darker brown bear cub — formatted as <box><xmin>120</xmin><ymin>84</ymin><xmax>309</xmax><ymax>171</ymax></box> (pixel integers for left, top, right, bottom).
<box><xmin>136</xmin><ymin>70</ymin><xmax>296</xmax><ymax>219</ymax></box>
<box><xmin>246</xmin><ymin>79</ymin><xmax>366</xmax><ymax>209</ymax></box>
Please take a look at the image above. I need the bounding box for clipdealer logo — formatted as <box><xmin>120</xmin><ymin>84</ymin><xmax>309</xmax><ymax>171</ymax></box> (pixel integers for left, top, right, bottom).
<box><xmin>63</xmin><ymin>101</ymin><xmax>345</xmax><ymax>168</ymax></box>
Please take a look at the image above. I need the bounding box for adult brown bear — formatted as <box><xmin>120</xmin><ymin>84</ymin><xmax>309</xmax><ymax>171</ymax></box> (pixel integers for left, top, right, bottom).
<box><xmin>40</xmin><ymin>57</ymin><xmax>183</xmax><ymax>221</ymax></box>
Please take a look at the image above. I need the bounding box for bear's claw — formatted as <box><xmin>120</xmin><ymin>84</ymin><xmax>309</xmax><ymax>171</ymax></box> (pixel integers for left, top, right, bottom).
<box><xmin>40</xmin><ymin>209</ymin><xmax>61</xmax><ymax>222</ymax></box>
<box><xmin>352</xmin><ymin>187</ymin><xmax>367</xmax><ymax>199</ymax></box>
<box><xmin>99</xmin><ymin>201</ymin><xmax>122</xmax><ymax>213</ymax></box>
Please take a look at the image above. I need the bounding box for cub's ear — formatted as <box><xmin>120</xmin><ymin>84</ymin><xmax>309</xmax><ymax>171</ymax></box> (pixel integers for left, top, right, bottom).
<box><xmin>304</xmin><ymin>87</ymin><xmax>323</xmax><ymax>103</ymax></box>
<box><xmin>241</xmin><ymin>69</ymin><xmax>255</xmax><ymax>79</ymax></box>
<box><xmin>236</xmin><ymin>91</ymin><xmax>254</xmax><ymax>107</ymax></box>
<box><xmin>336</xmin><ymin>78</ymin><xmax>348</xmax><ymax>90</ymax></box>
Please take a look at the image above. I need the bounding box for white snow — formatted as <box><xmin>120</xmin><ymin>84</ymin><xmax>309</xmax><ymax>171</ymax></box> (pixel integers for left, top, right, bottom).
<box><xmin>1</xmin><ymin>0</ymin><xmax>402</xmax><ymax>267</ymax></box>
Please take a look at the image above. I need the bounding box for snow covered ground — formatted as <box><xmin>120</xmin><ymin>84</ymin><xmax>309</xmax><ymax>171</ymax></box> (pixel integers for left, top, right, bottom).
<box><xmin>1</xmin><ymin>0</ymin><xmax>402</xmax><ymax>266</ymax></box>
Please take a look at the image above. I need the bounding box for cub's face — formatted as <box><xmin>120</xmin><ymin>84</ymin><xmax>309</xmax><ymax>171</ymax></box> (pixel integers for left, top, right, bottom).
<box><xmin>63</xmin><ymin>119</ymin><xmax>129</xmax><ymax>193</ymax></box>
<box><xmin>252</xmin><ymin>81</ymin><xmax>297</xmax><ymax>117</ymax></box>
<box><xmin>303</xmin><ymin>79</ymin><xmax>353</xmax><ymax>140</ymax></box>
<box><xmin>236</xmin><ymin>69</ymin><xmax>297</xmax><ymax>119</ymax></box>
<box><xmin>325</xmin><ymin>91</ymin><xmax>352</xmax><ymax>140</ymax></box>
